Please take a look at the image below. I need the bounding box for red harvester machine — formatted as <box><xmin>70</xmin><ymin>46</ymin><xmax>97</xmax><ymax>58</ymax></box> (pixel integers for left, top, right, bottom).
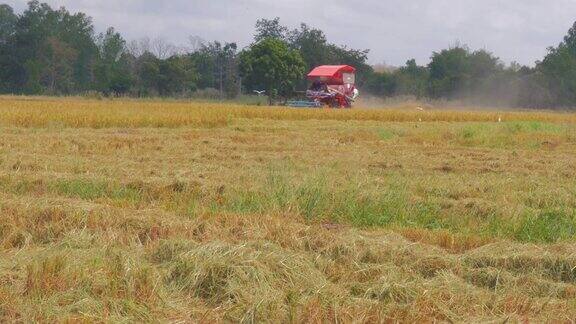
<box><xmin>288</xmin><ymin>65</ymin><xmax>359</xmax><ymax>108</ymax></box>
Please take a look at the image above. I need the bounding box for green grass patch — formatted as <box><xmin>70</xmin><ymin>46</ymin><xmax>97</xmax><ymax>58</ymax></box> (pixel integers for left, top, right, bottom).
<box><xmin>218</xmin><ymin>166</ymin><xmax>576</xmax><ymax>244</ymax></box>
<box><xmin>449</xmin><ymin>121</ymin><xmax>573</xmax><ymax>149</ymax></box>
<box><xmin>222</xmin><ymin>167</ymin><xmax>449</xmax><ymax>229</ymax></box>
<box><xmin>515</xmin><ymin>209</ymin><xmax>576</xmax><ymax>243</ymax></box>
<box><xmin>51</xmin><ymin>179</ymin><xmax>142</xmax><ymax>203</ymax></box>
<box><xmin>376</xmin><ymin>128</ymin><xmax>398</xmax><ymax>140</ymax></box>
<box><xmin>504</xmin><ymin>121</ymin><xmax>564</xmax><ymax>134</ymax></box>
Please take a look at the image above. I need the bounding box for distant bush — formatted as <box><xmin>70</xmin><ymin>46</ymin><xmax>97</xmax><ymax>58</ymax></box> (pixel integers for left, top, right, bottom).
<box><xmin>82</xmin><ymin>91</ymin><xmax>104</xmax><ymax>100</ymax></box>
<box><xmin>191</xmin><ymin>88</ymin><xmax>222</xmax><ymax>100</ymax></box>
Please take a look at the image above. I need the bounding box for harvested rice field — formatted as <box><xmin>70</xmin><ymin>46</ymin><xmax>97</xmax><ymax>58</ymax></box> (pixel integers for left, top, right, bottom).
<box><xmin>0</xmin><ymin>97</ymin><xmax>575</xmax><ymax>322</ymax></box>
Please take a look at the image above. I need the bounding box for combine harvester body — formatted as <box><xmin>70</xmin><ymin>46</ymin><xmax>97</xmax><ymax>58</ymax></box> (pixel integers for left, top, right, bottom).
<box><xmin>288</xmin><ymin>65</ymin><xmax>359</xmax><ymax>108</ymax></box>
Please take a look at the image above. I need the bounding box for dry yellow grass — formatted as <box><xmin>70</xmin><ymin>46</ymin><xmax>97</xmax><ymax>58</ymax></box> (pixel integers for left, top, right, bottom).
<box><xmin>0</xmin><ymin>97</ymin><xmax>575</xmax><ymax>322</ymax></box>
<box><xmin>1</xmin><ymin>95</ymin><xmax>575</xmax><ymax>128</ymax></box>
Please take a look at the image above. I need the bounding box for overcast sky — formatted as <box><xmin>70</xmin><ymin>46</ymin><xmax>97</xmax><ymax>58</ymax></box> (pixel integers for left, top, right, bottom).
<box><xmin>4</xmin><ymin>0</ymin><xmax>576</xmax><ymax>66</ymax></box>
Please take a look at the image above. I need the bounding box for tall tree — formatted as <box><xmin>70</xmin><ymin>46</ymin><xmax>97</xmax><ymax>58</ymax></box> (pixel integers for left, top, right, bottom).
<box><xmin>239</xmin><ymin>38</ymin><xmax>305</xmax><ymax>103</ymax></box>
<box><xmin>395</xmin><ymin>59</ymin><xmax>429</xmax><ymax>98</ymax></box>
<box><xmin>58</xmin><ymin>9</ymin><xmax>97</xmax><ymax>91</ymax></box>
<box><xmin>288</xmin><ymin>23</ymin><xmax>330</xmax><ymax>71</ymax></box>
<box><xmin>136</xmin><ymin>52</ymin><xmax>160</xmax><ymax>95</ymax></box>
<box><xmin>192</xmin><ymin>42</ymin><xmax>239</xmax><ymax>98</ymax></box>
<box><xmin>0</xmin><ymin>4</ymin><xmax>18</xmax><ymax>92</ymax></box>
<box><xmin>537</xmin><ymin>22</ymin><xmax>576</xmax><ymax>106</ymax></box>
<box><xmin>9</xmin><ymin>1</ymin><xmax>97</xmax><ymax>93</ymax></box>
<box><xmin>327</xmin><ymin>44</ymin><xmax>372</xmax><ymax>86</ymax></box>
<box><xmin>95</xmin><ymin>27</ymin><xmax>132</xmax><ymax>94</ymax></box>
<box><xmin>0</xmin><ymin>4</ymin><xmax>17</xmax><ymax>45</ymax></box>
<box><xmin>156</xmin><ymin>55</ymin><xmax>197</xmax><ymax>96</ymax></box>
<box><xmin>254</xmin><ymin>17</ymin><xmax>288</xmax><ymax>43</ymax></box>
<box><xmin>428</xmin><ymin>46</ymin><xmax>470</xmax><ymax>98</ymax></box>
<box><xmin>40</xmin><ymin>36</ymin><xmax>78</xmax><ymax>93</ymax></box>
<box><xmin>253</xmin><ymin>18</ymin><xmax>373</xmax><ymax>88</ymax></box>
<box><xmin>365</xmin><ymin>71</ymin><xmax>397</xmax><ymax>97</ymax></box>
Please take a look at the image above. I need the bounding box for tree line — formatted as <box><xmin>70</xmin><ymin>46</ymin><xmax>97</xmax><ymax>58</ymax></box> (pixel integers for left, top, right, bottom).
<box><xmin>366</xmin><ymin>47</ymin><xmax>560</xmax><ymax>108</ymax></box>
<box><xmin>1</xmin><ymin>1</ymin><xmax>576</xmax><ymax>108</ymax></box>
<box><xmin>0</xmin><ymin>2</ymin><xmax>370</xmax><ymax>101</ymax></box>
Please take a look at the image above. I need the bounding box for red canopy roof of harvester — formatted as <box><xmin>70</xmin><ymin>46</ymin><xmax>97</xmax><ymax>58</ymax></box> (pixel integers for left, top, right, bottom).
<box><xmin>307</xmin><ymin>65</ymin><xmax>356</xmax><ymax>85</ymax></box>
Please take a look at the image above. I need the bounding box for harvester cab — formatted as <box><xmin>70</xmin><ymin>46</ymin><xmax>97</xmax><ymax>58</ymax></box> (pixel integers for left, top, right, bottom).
<box><xmin>288</xmin><ymin>65</ymin><xmax>359</xmax><ymax>108</ymax></box>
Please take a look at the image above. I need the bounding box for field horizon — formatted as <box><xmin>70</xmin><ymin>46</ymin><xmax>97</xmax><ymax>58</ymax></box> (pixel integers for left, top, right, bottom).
<box><xmin>0</xmin><ymin>97</ymin><xmax>575</xmax><ymax>322</ymax></box>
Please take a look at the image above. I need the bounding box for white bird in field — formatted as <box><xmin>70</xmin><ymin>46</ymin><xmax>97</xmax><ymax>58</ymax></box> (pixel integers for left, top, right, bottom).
<box><xmin>253</xmin><ymin>90</ymin><xmax>266</xmax><ymax>96</ymax></box>
<box><xmin>498</xmin><ymin>116</ymin><xmax>502</xmax><ymax>123</ymax></box>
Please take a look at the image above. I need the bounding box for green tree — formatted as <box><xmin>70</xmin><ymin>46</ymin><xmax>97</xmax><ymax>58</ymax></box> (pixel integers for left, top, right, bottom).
<box><xmin>287</xmin><ymin>23</ymin><xmax>375</xmax><ymax>89</ymax></box>
<box><xmin>134</xmin><ymin>52</ymin><xmax>196</xmax><ymax>97</ymax></box>
<box><xmin>40</xmin><ymin>36</ymin><xmax>78</xmax><ymax>94</ymax></box>
<box><xmin>95</xmin><ymin>27</ymin><xmax>133</xmax><ymax>95</ymax></box>
<box><xmin>0</xmin><ymin>4</ymin><xmax>17</xmax><ymax>44</ymax></box>
<box><xmin>428</xmin><ymin>46</ymin><xmax>469</xmax><ymax>98</ymax></box>
<box><xmin>10</xmin><ymin>1</ymin><xmax>55</xmax><ymax>92</ymax></box>
<box><xmin>254</xmin><ymin>17</ymin><xmax>288</xmax><ymax>43</ymax></box>
<box><xmin>428</xmin><ymin>46</ymin><xmax>503</xmax><ymax>99</ymax></box>
<box><xmin>8</xmin><ymin>1</ymin><xmax>97</xmax><ymax>94</ymax></box>
<box><xmin>288</xmin><ymin>23</ymin><xmax>330</xmax><ymax>71</ymax></box>
<box><xmin>0</xmin><ymin>4</ymin><xmax>18</xmax><ymax>92</ymax></box>
<box><xmin>61</xmin><ymin>10</ymin><xmax>98</xmax><ymax>91</ymax></box>
<box><xmin>326</xmin><ymin>45</ymin><xmax>373</xmax><ymax>86</ymax></box>
<box><xmin>395</xmin><ymin>59</ymin><xmax>429</xmax><ymax>97</ymax></box>
<box><xmin>156</xmin><ymin>55</ymin><xmax>197</xmax><ymax>96</ymax></box>
<box><xmin>253</xmin><ymin>18</ymin><xmax>373</xmax><ymax>88</ymax></box>
<box><xmin>239</xmin><ymin>38</ymin><xmax>305</xmax><ymax>104</ymax></box>
<box><xmin>366</xmin><ymin>71</ymin><xmax>397</xmax><ymax>96</ymax></box>
<box><xmin>192</xmin><ymin>42</ymin><xmax>239</xmax><ymax>98</ymax></box>
<box><xmin>136</xmin><ymin>52</ymin><xmax>160</xmax><ymax>95</ymax></box>
<box><xmin>537</xmin><ymin>22</ymin><xmax>576</xmax><ymax>106</ymax></box>
<box><xmin>190</xmin><ymin>49</ymin><xmax>216</xmax><ymax>90</ymax></box>
<box><xmin>465</xmin><ymin>50</ymin><xmax>502</xmax><ymax>94</ymax></box>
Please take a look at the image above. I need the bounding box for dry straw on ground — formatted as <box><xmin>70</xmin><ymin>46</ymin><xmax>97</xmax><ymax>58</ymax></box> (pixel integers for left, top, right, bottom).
<box><xmin>0</xmin><ymin>96</ymin><xmax>575</xmax><ymax>322</ymax></box>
